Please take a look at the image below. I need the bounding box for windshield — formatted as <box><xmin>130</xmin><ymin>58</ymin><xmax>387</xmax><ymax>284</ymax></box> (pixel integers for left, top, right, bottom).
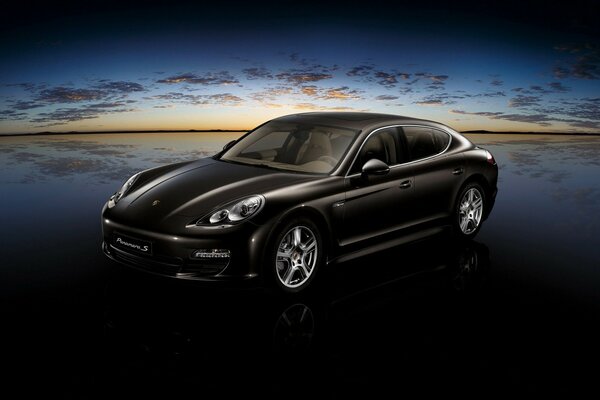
<box><xmin>220</xmin><ymin>121</ymin><xmax>360</xmax><ymax>174</ymax></box>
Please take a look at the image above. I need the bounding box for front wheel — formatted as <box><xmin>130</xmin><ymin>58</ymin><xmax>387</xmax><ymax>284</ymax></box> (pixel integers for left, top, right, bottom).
<box><xmin>453</xmin><ymin>183</ymin><xmax>485</xmax><ymax>239</ymax></box>
<box><xmin>269</xmin><ymin>218</ymin><xmax>324</xmax><ymax>294</ymax></box>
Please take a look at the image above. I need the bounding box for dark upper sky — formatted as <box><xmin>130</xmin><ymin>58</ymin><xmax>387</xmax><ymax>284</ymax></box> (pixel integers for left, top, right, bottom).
<box><xmin>1</xmin><ymin>0</ymin><xmax>599</xmax><ymax>133</ymax></box>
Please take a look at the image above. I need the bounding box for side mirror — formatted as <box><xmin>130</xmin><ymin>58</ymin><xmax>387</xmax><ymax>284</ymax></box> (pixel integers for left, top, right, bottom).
<box><xmin>222</xmin><ymin>140</ymin><xmax>236</xmax><ymax>152</ymax></box>
<box><xmin>361</xmin><ymin>158</ymin><xmax>390</xmax><ymax>176</ymax></box>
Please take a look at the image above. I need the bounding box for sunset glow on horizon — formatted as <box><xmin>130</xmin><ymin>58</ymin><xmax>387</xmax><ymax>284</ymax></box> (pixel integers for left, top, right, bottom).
<box><xmin>1</xmin><ymin>1</ymin><xmax>599</xmax><ymax>134</ymax></box>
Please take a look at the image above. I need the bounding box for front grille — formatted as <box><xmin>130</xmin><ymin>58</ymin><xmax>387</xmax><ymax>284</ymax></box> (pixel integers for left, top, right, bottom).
<box><xmin>109</xmin><ymin>245</ymin><xmax>183</xmax><ymax>276</ymax></box>
<box><xmin>182</xmin><ymin>262</ymin><xmax>227</xmax><ymax>276</ymax></box>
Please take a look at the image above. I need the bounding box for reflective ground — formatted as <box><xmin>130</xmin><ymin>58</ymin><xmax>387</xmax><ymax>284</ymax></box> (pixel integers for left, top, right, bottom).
<box><xmin>1</xmin><ymin>133</ymin><xmax>599</xmax><ymax>397</ymax></box>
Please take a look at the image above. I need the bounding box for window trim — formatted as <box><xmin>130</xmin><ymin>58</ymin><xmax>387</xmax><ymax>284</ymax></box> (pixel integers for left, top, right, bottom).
<box><xmin>345</xmin><ymin>124</ymin><xmax>453</xmax><ymax>177</ymax></box>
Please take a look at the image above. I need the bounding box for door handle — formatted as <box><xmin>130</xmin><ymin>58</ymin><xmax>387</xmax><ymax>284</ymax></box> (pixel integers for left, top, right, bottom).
<box><xmin>452</xmin><ymin>168</ymin><xmax>464</xmax><ymax>175</ymax></box>
<box><xmin>399</xmin><ymin>180</ymin><xmax>412</xmax><ymax>189</ymax></box>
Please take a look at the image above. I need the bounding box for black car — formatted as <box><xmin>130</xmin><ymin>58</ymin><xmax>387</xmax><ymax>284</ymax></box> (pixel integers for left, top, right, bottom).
<box><xmin>101</xmin><ymin>112</ymin><xmax>498</xmax><ymax>293</ymax></box>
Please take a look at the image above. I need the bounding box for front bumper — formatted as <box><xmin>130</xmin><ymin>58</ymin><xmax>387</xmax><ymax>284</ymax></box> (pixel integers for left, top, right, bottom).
<box><xmin>101</xmin><ymin>211</ymin><xmax>272</xmax><ymax>283</ymax></box>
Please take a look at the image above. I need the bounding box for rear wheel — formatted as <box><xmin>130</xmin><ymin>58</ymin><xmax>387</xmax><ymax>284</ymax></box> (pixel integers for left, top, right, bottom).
<box><xmin>453</xmin><ymin>183</ymin><xmax>485</xmax><ymax>239</ymax></box>
<box><xmin>269</xmin><ymin>218</ymin><xmax>323</xmax><ymax>294</ymax></box>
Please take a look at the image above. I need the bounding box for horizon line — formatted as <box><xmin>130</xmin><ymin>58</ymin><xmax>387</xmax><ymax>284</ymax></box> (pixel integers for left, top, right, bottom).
<box><xmin>1</xmin><ymin>129</ymin><xmax>600</xmax><ymax>137</ymax></box>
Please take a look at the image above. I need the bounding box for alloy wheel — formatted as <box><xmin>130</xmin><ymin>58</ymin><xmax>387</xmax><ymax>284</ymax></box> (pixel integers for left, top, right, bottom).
<box><xmin>276</xmin><ymin>226</ymin><xmax>318</xmax><ymax>288</ymax></box>
<box><xmin>459</xmin><ymin>188</ymin><xmax>483</xmax><ymax>234</ymax></box>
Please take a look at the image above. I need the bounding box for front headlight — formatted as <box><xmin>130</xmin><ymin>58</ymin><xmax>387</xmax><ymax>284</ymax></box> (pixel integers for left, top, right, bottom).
<box><xmin>107</xmin><ymin>172</ymin><xmax>141</xmax><ymax>209</ymax></box>
<box><xmin>198</xmin><ymin>195</ymin><xmax>265</xmax><ymax>225</ymax></box>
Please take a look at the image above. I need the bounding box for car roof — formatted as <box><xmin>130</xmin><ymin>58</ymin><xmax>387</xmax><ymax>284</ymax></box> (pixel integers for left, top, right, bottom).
<box><xmin>272</xmin><ymin>112</ymin><xmax>453</xmax><ymax>132</ymax></box>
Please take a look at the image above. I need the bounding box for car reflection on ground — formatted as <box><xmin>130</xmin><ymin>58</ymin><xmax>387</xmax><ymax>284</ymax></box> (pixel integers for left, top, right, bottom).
<box><xmin>101</xmin><ymin>233</ymin><xmax>490</xmax><ymax>397</ymax></box>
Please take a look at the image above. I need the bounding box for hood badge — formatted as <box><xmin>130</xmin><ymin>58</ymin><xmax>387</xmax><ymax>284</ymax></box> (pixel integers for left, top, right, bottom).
<box><xmin>152</xmin><ymin>200</ymin><xmax>161</xmax><ymax>206</ymax></box>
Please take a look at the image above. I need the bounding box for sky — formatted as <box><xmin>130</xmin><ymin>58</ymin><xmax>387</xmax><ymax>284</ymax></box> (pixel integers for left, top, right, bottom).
<box><xmin>1</xmin><ymin>0</ymin><xmax>599</xmax><ymax>134</ymax></box>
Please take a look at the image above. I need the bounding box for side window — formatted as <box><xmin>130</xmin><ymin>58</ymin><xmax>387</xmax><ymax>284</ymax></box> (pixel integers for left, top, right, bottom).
<box><xmin>404</xmin><ymin>127</ymin><xmax>449</xmax><ymax>161</ymax></box>
<box><xmin>350</xmin><ymin>127</ymin><xmax>403</xmax><ymax>174</ymax></box>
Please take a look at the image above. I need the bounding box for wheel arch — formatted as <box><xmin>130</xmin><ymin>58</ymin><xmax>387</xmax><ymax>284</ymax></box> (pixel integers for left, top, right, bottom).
<box><xmin>262</xmin><ymin>205</ymin><xmax>334</xmax><ymax>267</ymax></box>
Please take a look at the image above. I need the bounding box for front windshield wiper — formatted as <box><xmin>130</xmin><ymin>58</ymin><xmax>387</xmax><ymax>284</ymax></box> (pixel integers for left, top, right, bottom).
<box><xmin>248</xmin><ymin>162</ymin><xmax>282</xmax><ymax>171</ymax></box>
<box><xmin>219</xmin><ymin>157</ymin><xmax>282</xmax><ymax>171</ymax></box>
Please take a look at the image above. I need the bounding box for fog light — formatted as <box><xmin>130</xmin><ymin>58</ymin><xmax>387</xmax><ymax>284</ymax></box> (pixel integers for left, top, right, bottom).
<box><xmin>190</xmin><ymin>249</ymin><xmax>231</xmax><ymax>259</ymax></box>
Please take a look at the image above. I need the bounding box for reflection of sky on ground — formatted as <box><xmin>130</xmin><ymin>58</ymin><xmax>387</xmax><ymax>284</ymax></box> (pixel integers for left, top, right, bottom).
<box><xmin>466</xmin><ymin>135</ymin><xmax>600</xmax><ymax>221</ymax></box>
<box><xmin>0</xmin><ymin>132</ymin><xmax>243</xmax><ymax>184</ymax></box>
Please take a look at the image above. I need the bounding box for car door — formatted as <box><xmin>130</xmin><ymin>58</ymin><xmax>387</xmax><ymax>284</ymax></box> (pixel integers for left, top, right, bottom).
<box><xmin>402</xmin><ymin>126</ymin><xmax>464</xmax><ymax>221</ymax></box>
<box><xmin>340</xmin><ymin>127</ymin><xmax>415</xmax><ymax>246</ymax></box>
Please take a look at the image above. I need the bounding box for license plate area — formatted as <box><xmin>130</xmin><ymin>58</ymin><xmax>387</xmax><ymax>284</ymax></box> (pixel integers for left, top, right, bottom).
<box><xmin>112</xmin><ymin>232</ymin><xmax>153</xmax><ymax>255</ymax></box>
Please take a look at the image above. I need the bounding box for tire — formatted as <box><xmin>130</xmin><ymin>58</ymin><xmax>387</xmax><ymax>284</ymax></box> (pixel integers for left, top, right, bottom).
<box><xmin>453</xmin><ymin>182</ymin><xmax>485</xmax><ymax>239</ymax></box>
<box><xmin>268</xmin><ymin>218</ymin><xmax>324</xmax><ymax>294</ymax></box>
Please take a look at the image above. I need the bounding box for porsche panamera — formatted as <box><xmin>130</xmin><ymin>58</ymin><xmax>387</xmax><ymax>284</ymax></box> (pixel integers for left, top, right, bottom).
<box><xmin>101</xmin><ymin>112</ymin><xmax>498</xmax><ymax>293</ymax></box>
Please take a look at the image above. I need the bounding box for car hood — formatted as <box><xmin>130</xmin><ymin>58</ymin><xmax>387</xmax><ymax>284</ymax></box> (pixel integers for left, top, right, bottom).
<box><xmin>114</xmin><ymin>158</ymin><xmax>317</xmax><ymax>228</ymax></box>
